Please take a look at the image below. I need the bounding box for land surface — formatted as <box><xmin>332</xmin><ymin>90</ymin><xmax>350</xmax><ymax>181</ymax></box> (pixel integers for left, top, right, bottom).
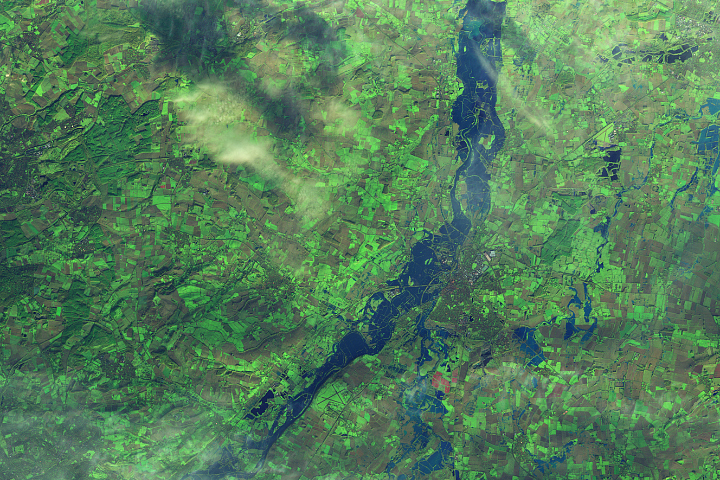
<box><xmin>1</xmin><ymin>0</ymin><xmax>720</xmax><ymax>479</ymax></box>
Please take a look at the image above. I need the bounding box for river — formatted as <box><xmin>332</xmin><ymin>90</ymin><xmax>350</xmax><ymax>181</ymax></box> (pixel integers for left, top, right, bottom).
<box><xmin>182</xmin><ymin>0</ymin><xmax>507</xmax><ymax>478</ymax></box>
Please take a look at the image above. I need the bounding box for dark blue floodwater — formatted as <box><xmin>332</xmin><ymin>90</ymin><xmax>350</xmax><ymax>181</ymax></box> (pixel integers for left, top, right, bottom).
<box><xmin>562</xmin><ymin>283</ymin><xmax>598</xmax><ymax>344</ymax></box>
<box><xmin>598</xmin><ymin>145</ymin><xmax>620</xmax><ymax>181</ymax></box>
<box><xmin>672</xmin><ymin>97</ymin><xmax>720</xmax><ymax>223</ymax></box>
<box><xmin>512</xmin><ymin>326</ymin><xmax>545</xmax><ymax>366</ymax></box>
<box><xmin>182</xmin><ymin>1</ymin><xmax>507</xmax><ymax>478</ymax></box>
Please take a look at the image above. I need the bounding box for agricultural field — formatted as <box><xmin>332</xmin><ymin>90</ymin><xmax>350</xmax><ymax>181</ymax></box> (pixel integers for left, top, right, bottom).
<box><xmin>1</xmin><ymin>0</ymin><xmax>720</xmax><ymax>479</ymax></box>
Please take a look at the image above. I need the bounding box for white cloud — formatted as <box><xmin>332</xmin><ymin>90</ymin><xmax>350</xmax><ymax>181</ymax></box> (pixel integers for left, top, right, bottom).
<box><xmin>171</xmin><ymin>81</ymin><xmax>332</xmax><ymax>230</ymax></box>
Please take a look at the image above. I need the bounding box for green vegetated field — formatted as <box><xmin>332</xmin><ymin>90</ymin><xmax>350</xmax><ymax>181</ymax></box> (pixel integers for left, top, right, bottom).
<box><xmin>1</xmin><ymin>0</ymin><xmax>720</xmax><ymax>479</ymax></box>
